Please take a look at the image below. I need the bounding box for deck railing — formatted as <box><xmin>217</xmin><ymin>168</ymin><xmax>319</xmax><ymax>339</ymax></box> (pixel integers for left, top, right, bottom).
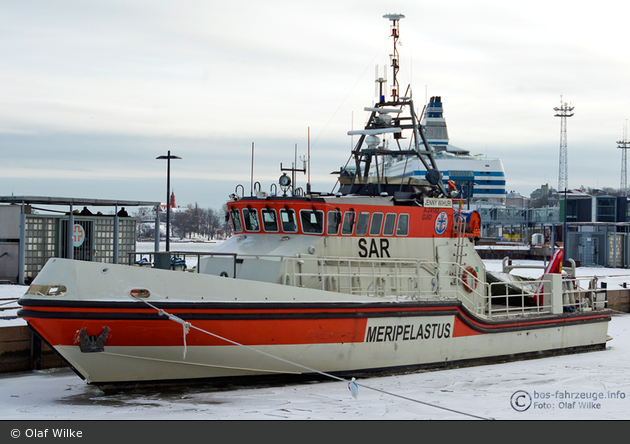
<box><xmin>280</xmin><ymin>256</ymin><xmax>437</xmax><ymax>300</ymax></box>
<box><xmin>127</xmin><ymin>252</ymin><xmax>608</xmax><ymax>320</ymax></box>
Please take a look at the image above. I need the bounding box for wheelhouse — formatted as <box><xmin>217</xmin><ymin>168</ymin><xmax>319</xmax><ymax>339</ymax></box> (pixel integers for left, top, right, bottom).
<box><xmin>226</xmin><ymin>198</ymin><xmax>478</xmax><ymax>239</ymax></box>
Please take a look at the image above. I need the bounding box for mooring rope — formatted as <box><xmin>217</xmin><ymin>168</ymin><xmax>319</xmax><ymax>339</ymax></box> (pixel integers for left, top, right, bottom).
<box><xmin>132</xmin><ymin>296</ymin><xmax>493</xmax><ymax>420</ymax></box>
<box><xmin>610</xmin><ymin>309</ymin><xmax>630</xmax><ymax>316</ymax></box>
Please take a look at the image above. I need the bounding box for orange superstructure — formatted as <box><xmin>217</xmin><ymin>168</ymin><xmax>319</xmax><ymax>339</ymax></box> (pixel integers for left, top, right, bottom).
<box><xmin>227</xmin><ymin>198</ymin><xmax>480</xmax><ymax>240</ymax></box>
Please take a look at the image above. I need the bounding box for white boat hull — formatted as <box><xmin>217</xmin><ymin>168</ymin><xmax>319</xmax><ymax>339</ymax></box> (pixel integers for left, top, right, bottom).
<box><xmin>50</xmin><ymin>317</ymin><xmax>607</xmax><ymax>385</ymax></box>
<box><xmin>18</xmin><ymin>259</ymin><xmax>608</xmax><ymax>385</ymax></box>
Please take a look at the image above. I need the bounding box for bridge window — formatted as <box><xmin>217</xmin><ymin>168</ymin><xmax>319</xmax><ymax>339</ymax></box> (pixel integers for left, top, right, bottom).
<box><xmin>242</xmin><ymin>207</ymin><xmax>260</xmax><ymax>232</ymax></box>
<box><xmin>341</xmin><ymin>211</ymin><xmax>355</xmax><ymax>235</ymax></box>
<box><xmin>230</xmin><ymin>209</ymin><xmax>243</xmax><ymax>233</ymax></box>
<box><xmin>383</xmin><ymin>213</ymin><xmax>396</xmax><ymax>236</ymax></box>
<box><xmin>396</xmin><ymin>213</ymin><xmax>409</xmax><ymax>236</ymax></box>
<box><xmin>369</xmin><ymin>213</ymin><xmax>383</xmax><ymax>236</ymax></box>
<box><xmin>300</xmin><ymin>210</ymin><xmax>324</xmax><ymax>234</ymax></box>
<box><xmin>261</xmin><ymin>208</ymin><xmax>278</xmax><ymax>232</ymax></box>
<box><xmin>327</xmin><ymin>210</ymin><xmax>341</xmax><ymax>235</ymax></box>
<box><xmin>355</xmin><ymin>212</ymin><xmax>370</xmax><ymax>236</ymax></box>
<box><xmin>280</xmin><ymin>208</ymin><xmax>297</xmax><ymax>233</ymax></box>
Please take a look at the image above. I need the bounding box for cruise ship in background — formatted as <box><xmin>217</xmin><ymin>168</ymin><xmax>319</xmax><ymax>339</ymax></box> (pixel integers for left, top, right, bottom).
<box><xmin>383</xmin><ymin>96</ymin><xmax>506</xmax><ymax>204</ymax></box>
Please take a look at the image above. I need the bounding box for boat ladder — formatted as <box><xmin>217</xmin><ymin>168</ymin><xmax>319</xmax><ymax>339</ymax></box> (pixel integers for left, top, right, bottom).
<box><xmin>453</xmin><ymin>212</ymin><xmax>468</xmax><ymax>278</ymax></box>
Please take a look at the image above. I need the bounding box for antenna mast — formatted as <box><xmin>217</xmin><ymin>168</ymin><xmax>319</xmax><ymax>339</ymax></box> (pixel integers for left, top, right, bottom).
<box><xmin>617</xmin><ymin>120</ymin><xmax>629</xmax><ymax>197</ymax></box>
<box><xmin>383</xmin><ymin>13</ymin><xmax>405</xmax><ymax>102</ymax></box>
<box><xmin>554</xmin><ymin>96</ymin><xmax>574</xmax><ymax>191</ymax></box>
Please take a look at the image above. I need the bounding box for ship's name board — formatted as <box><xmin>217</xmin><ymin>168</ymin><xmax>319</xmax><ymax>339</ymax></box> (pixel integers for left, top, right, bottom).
<box><xmin>424</xmin><ymin>198</ymin><xmax>452</xmax><ymax>208</ymax></box>
<box><xmin>365</xmin><ymin>322</ymin><xmax>452</xmax><ymax>342</ymax></box>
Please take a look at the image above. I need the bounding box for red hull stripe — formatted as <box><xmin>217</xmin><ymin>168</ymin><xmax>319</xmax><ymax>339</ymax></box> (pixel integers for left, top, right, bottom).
<box><xmin>452</xmin><ymin>315</ymin><xmax>484</xmax><ymax>337</ymax></box>
<box><xmin>21</xmin><ymin>302</ymin><xmax>610</xmax><ymax>347</ymax></box>
<box><xmin>19</xmin><ymin>303</ymin><xmax>452</xmax><ymax>316</ymax></box>
<box><xmin>20</xmin><ymin>298</ymin><xmax>611</xmax><ymax>329</ymax></box>
<box><xmin>29</xmin><ymin>317</ymin><xmax>369</xmax><ymax>347</ymax></box>
<box><xmin>455</xmin><ymin>306</ymin><xmax>610</xmax><ymax>333</ymax></box>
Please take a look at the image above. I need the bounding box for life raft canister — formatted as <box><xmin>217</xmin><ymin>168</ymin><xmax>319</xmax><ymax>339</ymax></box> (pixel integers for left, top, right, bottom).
<box><xmin>462</xmin><ymin>266</ymin><xmax>478</xmax><ymax>292</ymax></box>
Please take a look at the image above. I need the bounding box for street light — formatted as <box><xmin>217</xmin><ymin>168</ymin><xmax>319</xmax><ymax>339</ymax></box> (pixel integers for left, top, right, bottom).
<box><xmin>156</xmin><ymin>151</ymin><xmax>182</xmax><ymax>252</ymax></box>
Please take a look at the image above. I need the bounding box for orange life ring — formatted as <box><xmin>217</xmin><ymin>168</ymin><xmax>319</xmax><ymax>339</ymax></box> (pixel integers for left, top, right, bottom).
<box><xmin>462</xmin><ymin>266</ymin><xmax>478</xmax><ymax>292</ymax></box>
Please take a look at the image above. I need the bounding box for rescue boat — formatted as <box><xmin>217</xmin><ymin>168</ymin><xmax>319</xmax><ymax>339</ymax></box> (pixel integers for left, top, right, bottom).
<box><xmin>18</xmin><ymin>14</ymin><xmax>611</xmax><ymax>386</ymax></box>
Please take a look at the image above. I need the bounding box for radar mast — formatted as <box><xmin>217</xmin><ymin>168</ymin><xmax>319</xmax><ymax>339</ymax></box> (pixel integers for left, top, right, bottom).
<box><xmin>339</xmin><ymin>14</ymin><xmax>448</xmax><ymax>199</ymax></box>
<box><xmin>383</xmin><ymin>13</ymin><xmax>405</xmax><ymax>102</ymax></box>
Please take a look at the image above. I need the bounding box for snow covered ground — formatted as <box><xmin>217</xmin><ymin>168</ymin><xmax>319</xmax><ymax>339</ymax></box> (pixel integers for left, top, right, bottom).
<box><xmin>0</xmin><ymin>257</ymin><xmax>628</xmax><ymax>420</ymax></box>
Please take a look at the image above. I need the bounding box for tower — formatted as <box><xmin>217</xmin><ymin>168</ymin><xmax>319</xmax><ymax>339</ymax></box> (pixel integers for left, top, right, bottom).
<box><xmin>554</xmin><ymin>96</ymin><xmax>574</xmax><ymax>191</ymax></box>
<box><xmin>618</xmin><ymin>121</ymin><xmax>629</xmax><ymax>196</ymax></box>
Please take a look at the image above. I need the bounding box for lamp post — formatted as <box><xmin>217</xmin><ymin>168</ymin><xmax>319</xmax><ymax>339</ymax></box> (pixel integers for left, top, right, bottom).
<box><xmin>156</xmin><ymin>151</ymin><xmax>181</xmax><ymax>252</ymax></box>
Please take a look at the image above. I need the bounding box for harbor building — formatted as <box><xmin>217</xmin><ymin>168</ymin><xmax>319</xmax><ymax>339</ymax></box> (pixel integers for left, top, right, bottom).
<box><xmin>476</xmin><ymin>190</ymin><xmax>630</xmax><ymax>268</ymax></box>
<box><xmin>0</xmin><ymin>196</ymin><xmax>160</xmax><ymax>284</ymax></box>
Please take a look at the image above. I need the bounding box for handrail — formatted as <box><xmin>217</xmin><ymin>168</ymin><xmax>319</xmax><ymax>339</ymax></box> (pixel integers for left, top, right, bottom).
<box><xmin>502</xmin><ymin>256</ymin><xmax>577</xmax><ymax>278</ymax></box>
<box><xmin>127</xmin><ymin>251</ymin><xmax>609</xmax><ymax>320</ymax></box>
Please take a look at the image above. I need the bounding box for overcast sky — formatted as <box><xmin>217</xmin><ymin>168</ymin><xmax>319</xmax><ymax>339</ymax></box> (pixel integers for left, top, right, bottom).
<box><xmin>1</xmin><ymin>0</ymin><xmax>629</xmax><ymax>211</ymax></box>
